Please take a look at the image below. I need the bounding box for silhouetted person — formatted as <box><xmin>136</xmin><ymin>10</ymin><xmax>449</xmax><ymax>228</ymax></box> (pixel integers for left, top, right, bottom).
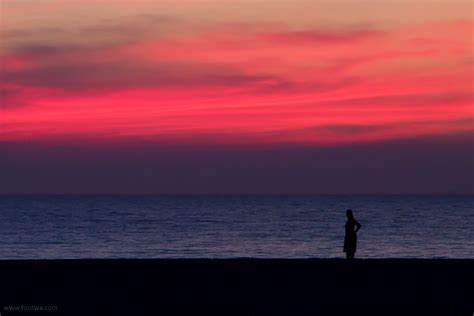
<box><xmin>344</xmin><ymin>209</ymin><xmax>361</xmax><ymax>259</ymax></box>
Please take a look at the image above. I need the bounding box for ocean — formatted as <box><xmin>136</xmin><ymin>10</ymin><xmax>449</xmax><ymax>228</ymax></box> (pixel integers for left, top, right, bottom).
<box><xmin>0</xmin><ymin>195</ymin><xmax>472</xmax><ymax>259</ymax></box>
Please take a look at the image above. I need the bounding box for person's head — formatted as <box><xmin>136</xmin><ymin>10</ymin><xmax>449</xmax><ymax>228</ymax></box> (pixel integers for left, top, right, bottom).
<box><xmin>346</xmin><ymin>209</ymin><xmax>354</xmax><ymax>219</ymax></box>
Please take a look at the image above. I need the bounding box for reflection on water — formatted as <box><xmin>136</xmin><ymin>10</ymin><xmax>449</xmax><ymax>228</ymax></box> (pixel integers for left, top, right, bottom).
<box><xmin>0</xmin><ymin>195</ymin><xmax>473</xmax><ymax>259</ymax></box>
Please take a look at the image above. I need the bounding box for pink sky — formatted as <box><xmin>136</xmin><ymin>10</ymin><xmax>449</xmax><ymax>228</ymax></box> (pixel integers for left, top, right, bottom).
<box><xmin>1</xmin><ymin>1</ymin><xmax>473</xmax><ymax>145</ymax></box>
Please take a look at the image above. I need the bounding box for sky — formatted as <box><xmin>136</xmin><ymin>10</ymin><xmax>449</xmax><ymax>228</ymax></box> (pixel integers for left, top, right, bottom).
<box><xmin>0</xmin><ymin>0</ymin><xmax>473</xmax><ymax>194</ymax></box>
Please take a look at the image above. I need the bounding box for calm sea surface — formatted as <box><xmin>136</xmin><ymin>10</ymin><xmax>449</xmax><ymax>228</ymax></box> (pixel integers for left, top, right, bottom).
<box><xmin>0</xmin><ymin>195</ymin><xmax>472</xmax><ymax>259</ymax></box>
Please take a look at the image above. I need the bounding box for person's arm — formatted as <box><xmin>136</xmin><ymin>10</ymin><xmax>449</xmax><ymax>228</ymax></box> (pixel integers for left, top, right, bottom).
<box><xmin>354</xmin><ymin>220</ymin><xmax>361</xmax><ymax>233</ymax></box>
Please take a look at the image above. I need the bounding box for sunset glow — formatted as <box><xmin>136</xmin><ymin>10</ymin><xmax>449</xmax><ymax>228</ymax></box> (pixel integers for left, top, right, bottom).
<box><xmin>1</xmin><ymin>0</ymin><xmax>472</xmax><ymax>145</ymax></box>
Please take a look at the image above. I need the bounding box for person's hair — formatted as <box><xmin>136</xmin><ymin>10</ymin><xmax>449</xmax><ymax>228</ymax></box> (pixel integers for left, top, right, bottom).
<box><xmin>346</xmin><ymin>209</ymin><xmax>354</xmax><ymax>219</ymax></box>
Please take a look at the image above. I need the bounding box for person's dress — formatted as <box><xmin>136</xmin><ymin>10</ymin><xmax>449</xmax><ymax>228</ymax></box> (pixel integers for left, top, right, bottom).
<box><xmin>343</xmin><ymin>219</ymin><xmax>358</xmax><ymax>254</ymax></box>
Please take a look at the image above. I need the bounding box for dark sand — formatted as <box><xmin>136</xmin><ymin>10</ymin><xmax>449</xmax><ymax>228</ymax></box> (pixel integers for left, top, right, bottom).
<box><xmin>0</xmin><ymin>259</ymin><xmax>472</xmax><ymax>315</ymax></box>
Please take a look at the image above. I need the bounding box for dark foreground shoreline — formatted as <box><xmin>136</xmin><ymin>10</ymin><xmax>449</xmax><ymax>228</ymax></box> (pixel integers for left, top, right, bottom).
<box><xmin>0</xmin><ymin>259</ymin><xmax>472</xmax><ymax>315</ymax></box>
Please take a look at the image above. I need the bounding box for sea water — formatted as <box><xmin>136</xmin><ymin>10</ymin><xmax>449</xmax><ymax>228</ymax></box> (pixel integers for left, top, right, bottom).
<box><xmin>0</xmin><ymin>195</ymin><xmax>472</xmax><ymax>259</ymax></box>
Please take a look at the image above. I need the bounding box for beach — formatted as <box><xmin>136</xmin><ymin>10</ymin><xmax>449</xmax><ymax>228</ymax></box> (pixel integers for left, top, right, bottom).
<box><xmin>0</xmin><ymin>259</ymin><xmax>472</xmax><ymax>315</ymax></box>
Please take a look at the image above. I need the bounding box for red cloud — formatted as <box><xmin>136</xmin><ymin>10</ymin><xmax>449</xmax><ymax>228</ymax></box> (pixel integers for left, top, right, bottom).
<box><xmin>1</xmin><ymin>19</ymin><xmax>472</xmax><ymax>145</ymax></box>
<box><xmin>262</xmin><ymin>28</ymin><xmax>383</xmax><ymax>44</ymax></box>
